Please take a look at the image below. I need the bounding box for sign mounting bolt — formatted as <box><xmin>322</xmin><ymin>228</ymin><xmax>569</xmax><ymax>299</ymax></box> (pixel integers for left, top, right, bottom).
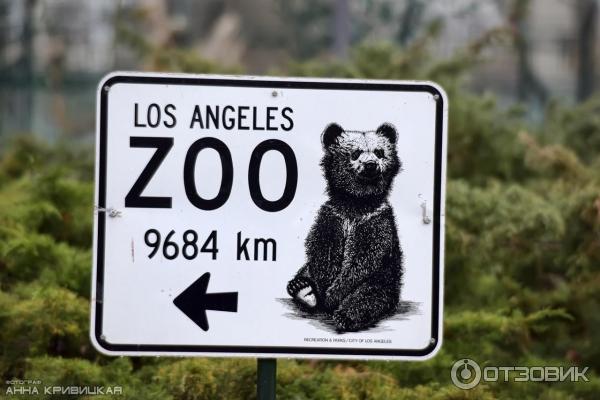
<box><xmin>271</xmin><ymin>90</ymin><xmax>278</xmax><ymax>97</ymax></box>
<box><xmin>108</xmin><ymin>208</ymin><xmax>122</xmax><ymax>218</ymax></box>
<box><xmin>95</xmin><ymin>206</ymin><xmax>122</xmax><ymax>218</ymax></box>
<box><xmin>421</xmin><ymin>202</ymin><xmax>431</xmax><ymax>224</ymax></box>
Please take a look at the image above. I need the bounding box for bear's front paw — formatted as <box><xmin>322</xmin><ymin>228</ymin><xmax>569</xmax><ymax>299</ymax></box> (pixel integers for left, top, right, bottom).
<box><xmin>333</xmin><ymin>308</ymin><xmax>359</xmax><ymax>332</ymax></box>
<box><xmin>287</xmin><ymin>277</ymin><xmax>317</xmax><ymax>309</ymax></box>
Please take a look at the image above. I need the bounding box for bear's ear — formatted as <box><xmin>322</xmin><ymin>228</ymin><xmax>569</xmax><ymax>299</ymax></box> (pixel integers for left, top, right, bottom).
<box><xmin>376</xmin><ymin>123</ymin><xmax>397</xmax><ymax>144</ymax></box>
<box><xmin>322</xmin><ymin>123</ymin><xmax>344</xmax><ymax>149</ymax></box>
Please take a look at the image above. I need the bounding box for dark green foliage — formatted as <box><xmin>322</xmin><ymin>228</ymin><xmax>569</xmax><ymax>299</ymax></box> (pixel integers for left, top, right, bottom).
<box><xmin>542</xmin><ymin>98</ymin><xmax>600</xmax><ymax>163</ymax></box>
<box><xmin>1</xmin><ymin>34</ymin><xmax>599</xmax><ymax>399</ymax></box>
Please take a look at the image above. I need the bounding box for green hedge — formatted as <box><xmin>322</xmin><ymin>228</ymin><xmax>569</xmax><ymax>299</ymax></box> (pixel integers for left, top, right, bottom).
<box><xmin>1</xmin><ymin>40</ymin><xmax>599</xmax><ymax>399</ymax></box>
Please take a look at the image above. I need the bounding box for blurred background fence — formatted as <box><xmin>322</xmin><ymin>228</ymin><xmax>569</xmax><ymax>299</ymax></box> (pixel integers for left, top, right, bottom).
<box><xmin>1</xmin><ymin>0</ymin><xmax>599</xmax><ymax>142</ymax></box>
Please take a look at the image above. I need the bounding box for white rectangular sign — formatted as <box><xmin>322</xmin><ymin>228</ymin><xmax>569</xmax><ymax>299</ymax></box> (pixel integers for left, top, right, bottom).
<box><xmin>91</xmin><ymin>72</ymin><xmax>447</xmax><ymax>360</ymax></box>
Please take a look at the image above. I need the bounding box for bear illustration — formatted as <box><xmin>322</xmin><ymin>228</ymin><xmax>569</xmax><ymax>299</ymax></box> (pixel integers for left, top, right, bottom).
<box><xmin>287</xmin><ymin>122</ymin><xmax>403</xmax><ymax>332</ymax></box>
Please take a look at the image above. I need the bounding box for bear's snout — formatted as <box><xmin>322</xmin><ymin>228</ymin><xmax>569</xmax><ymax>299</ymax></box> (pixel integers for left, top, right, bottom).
<box><xmin>360</xmin><ymin>161</ymin><xmax>379</xmax><ymax>179</ymax></box>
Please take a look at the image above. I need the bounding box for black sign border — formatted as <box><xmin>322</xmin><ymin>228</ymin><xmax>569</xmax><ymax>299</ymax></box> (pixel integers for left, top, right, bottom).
<box><xmin>94</xmin><ymin>74</ymin><xmax>445</xmax><ymax>358</ymax></box>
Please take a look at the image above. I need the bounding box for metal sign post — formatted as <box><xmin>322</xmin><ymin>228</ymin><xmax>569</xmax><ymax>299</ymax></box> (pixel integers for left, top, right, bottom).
<box><xmin>257</xmin><ymin>358</ymin><xmax>277</xmax><ymax>400</ymax></box>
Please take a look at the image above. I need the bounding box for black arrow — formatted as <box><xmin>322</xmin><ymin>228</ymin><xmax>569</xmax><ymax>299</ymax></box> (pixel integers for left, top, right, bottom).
<box><xmin>173</xmin><ymin>272</ymin><xmax>238</xmax><ymax>331</ymax></box>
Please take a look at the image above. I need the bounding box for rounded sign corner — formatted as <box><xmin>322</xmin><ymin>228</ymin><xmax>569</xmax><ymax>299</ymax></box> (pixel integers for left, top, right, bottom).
<box><xmin>89</xmin><ymin>328</ymin><xmax>119</xmax><ymax>357</ymax></box>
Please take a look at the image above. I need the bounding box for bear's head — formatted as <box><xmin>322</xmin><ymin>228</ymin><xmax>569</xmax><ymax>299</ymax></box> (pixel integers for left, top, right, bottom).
<box><xmin>320</xmin><ymin>122</ymin><xmax>401</xmax><ymax>202</ymax></box>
